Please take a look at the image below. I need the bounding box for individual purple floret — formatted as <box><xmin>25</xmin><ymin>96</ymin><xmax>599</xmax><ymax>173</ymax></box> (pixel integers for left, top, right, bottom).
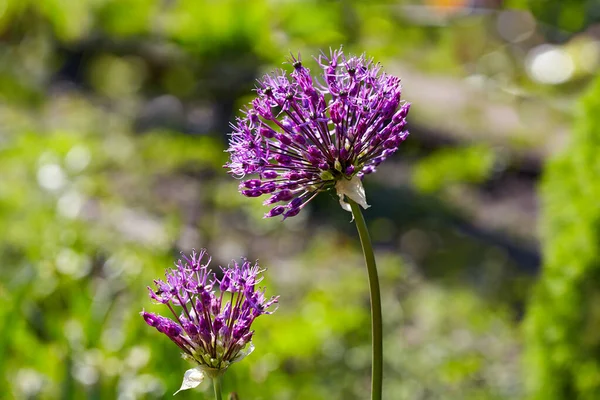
<box><xmin>141</xmin><ymin>250</ymin><xmax>278</xmax><ymax>394</ymax></box>
<box><xmin>225</xmin><ymin>47</ymin><xmax>410</xmax><ymax>219</ymax></box>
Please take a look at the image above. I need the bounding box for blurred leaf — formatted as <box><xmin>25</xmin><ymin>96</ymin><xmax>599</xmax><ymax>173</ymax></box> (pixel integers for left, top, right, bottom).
<box><xmin>412</xmin><ymin>145</ymin><xmax>496</xmax><ymax>193</ymax></box>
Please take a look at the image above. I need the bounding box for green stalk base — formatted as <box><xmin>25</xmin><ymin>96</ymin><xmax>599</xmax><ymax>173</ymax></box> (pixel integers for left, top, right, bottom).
<box><xmin>349</xmin><ymin>199</ymin><xmax>383</xmax><ymax>400</ymax></box>
<box><xmin>212</xmin><ymin>376</ymin><xmax>223</xmax><ymax>400</ymax></box>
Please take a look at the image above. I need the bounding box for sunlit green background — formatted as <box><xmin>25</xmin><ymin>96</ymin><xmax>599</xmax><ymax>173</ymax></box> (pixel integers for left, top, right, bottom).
<box><xmin>2</xmin><ymin>0</ymin><xmax>600</xmax><ymax>399</ymax></box>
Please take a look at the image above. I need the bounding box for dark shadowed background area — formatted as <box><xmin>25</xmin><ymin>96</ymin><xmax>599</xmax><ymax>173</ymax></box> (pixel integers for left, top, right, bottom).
<box><xmin>2</xmin><ymin>0</ymin><xmax>600</xmax><ymax>399</ymax></box>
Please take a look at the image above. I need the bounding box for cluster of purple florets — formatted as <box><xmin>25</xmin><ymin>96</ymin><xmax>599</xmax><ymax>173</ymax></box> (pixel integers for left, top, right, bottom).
<box><xmin>226</xmin><ymin>47</ymin><xmax>410</xmax><ymax>219</ymax></box>
<box><xmin>141</xmin><ymin>250</ymin><xmax>278</xmax><ymax>372</ymax></box>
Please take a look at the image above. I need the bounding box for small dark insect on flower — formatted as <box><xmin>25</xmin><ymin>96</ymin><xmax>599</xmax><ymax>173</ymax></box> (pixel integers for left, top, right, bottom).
<box><xmin>225</xmin><ymin>47</ymin><xmax>410</xmax><ymax>219</ymax></box>
<box><xmin>141</xmin><ymin>250</ymin><xmax>278</xmax><ymax>394</ymax></box>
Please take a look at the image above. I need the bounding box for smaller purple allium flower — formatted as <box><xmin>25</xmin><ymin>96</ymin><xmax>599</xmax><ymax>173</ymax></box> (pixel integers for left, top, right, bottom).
<box><xmin>225</xmin><ymin>47</ymin><xmax>410</xmax><ymax>219</ymax></box>
<box><xmin>141</xmin><ymin>249</ymin><xmax>278</xmax><ymax>395</ymax></box>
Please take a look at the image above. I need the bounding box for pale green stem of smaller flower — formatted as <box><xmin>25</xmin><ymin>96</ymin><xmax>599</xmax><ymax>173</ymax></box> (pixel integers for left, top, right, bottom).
<box><xmin>212</xmin><ymin>376</ymin><xmax>223</xmax><ymax>400</ymax></box>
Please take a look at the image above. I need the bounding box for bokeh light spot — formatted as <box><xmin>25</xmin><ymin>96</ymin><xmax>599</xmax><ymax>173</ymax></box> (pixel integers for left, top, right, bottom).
<box><xmin>526</xmin><ymin>45</ymin><xmax>575</xmax><ymax>85</ymax></box>
<box><xmin>37</xmin><ymin>164</ymin><xmax>66</xmax><ymax>191</ymax></box>
<box><xmin>496</xmin><ymin>10</ymin><xmax>536</xmax><ymax>43</ymax></box>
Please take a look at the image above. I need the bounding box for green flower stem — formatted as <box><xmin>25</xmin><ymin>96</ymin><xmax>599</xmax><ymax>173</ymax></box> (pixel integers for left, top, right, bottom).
<box><xmin>349</xmin><ymin>199</ymin><xmax>383</xmax><ymax>400</ymax></box>
<box><xmin>212</xmin><ymin>376</ymin><xmax>223</xmax><ymax>400</ymax></box>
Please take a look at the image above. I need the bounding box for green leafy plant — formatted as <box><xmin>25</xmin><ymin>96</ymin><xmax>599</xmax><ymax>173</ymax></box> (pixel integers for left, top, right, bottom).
<box><xmin>524</xmin><ymin>74</ymin><xmax>600</xmax><ymax>399</ymax></box>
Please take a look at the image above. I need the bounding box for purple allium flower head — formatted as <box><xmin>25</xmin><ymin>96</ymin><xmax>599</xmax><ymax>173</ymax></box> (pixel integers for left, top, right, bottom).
<box><xmin>225</xmin><ymin>47</ymin><xmax>410</xmax><ymax>218</ymax></box>
<box><xmin>141</xmin><ymin>249</ymin><xmax>278</xmax><ymax>394</ymax></box>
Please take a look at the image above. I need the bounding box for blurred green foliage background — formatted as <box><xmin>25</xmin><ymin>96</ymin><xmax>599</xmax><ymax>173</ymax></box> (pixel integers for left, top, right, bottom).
<box><xmin>1</xmin><ymin>0</ymin><xmax>600</xmax><ymax>399</ymax></box>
